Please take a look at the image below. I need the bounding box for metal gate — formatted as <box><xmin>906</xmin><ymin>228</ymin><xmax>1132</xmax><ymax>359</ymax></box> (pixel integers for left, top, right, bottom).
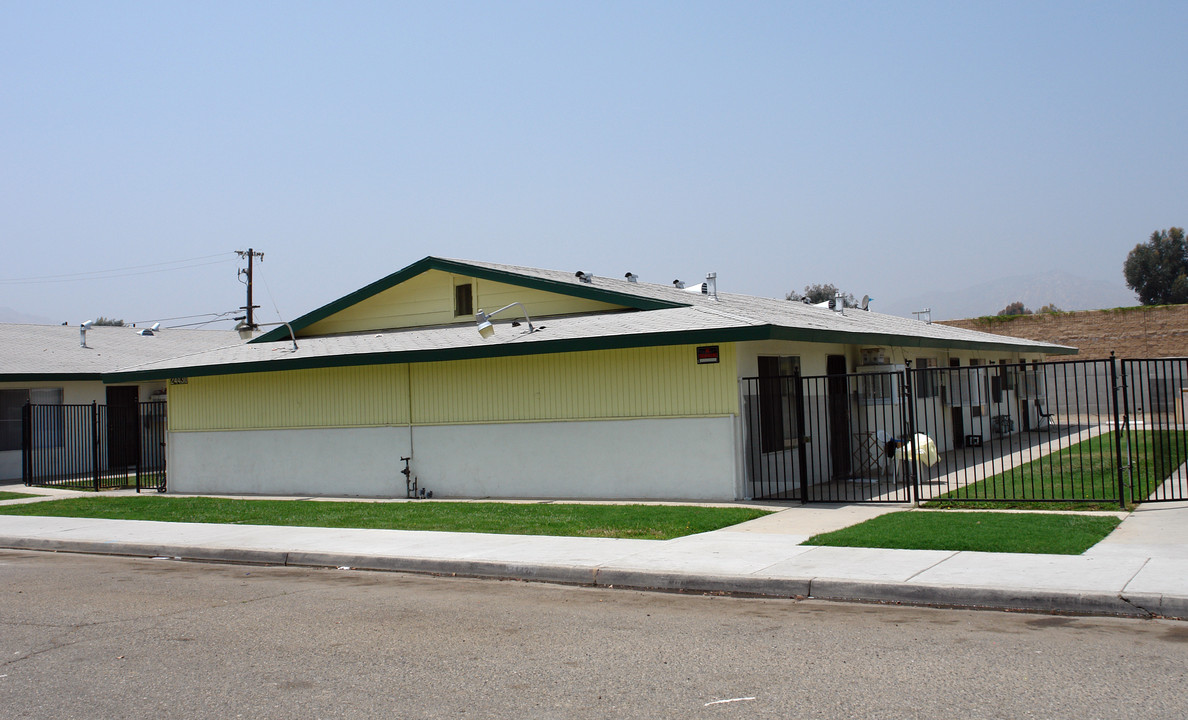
<box><xmin>1119</xmin><ymin>359</ymin><xmax>1188</xmax><ymax>503</ymax></box>
<box><xmin>22</xmin><ymin>401</ymin><xmax>167</xmax><ymax>492</ymax></box>
<box><xmin>741</xmin><ymin>370</ymin><xmax>913</xmax><ymax>503</ymax></box>
<box><xmin>743</xmin><ymin>357</ymin><xmax>1188</xmax><ymax>506</ymax></box>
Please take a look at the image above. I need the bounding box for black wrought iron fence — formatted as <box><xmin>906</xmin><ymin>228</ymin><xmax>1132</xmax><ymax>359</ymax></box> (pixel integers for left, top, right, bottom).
<box><xmin>22</xmin><ymin>401</ymin><xmax>166</xmax><ymax>492</ymax></box>
<box><xmin>742</xmin><ymin>357</ymin><xmax>1188</xmax><ymax>507</ymax></box>
<box><xmin>741</xmin><ymin>370</ymin><xmax>914</xmax><ymax>503</ymax></box>
<box><xmin>1119</xmin><ymin>359</ymin><xmax>1188</xmax><ymax>503</ymax></box>
<box><xmin>913</xmin><ymin>359</ymin><xmax>1123</xmax><ymax>505</ymax></box>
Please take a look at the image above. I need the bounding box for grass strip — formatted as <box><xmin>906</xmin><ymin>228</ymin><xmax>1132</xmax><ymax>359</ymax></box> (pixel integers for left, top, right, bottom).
<box><xmin>0</xmin><ymin>491</ymin><xmax>38</xmax><ymax>501</ymax></box>
<box><xmin>807</xmin><ymin>511</ymin><xmax>1121</xmax><ymax>555</ymax></box>
<box><xmin>927</xmin><ymin>430</ymin><xmax>1188</xmax><ymax>511</ymax></box>
<box><xmin>0</xmin><ymin>496</ymin><xmax>770</xmax><ymax>540</ymax></box>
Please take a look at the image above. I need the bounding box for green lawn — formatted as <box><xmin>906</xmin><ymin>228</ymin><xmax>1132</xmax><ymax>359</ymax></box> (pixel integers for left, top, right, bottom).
<box><xmin>0</xmin><ymin>491</ymin><xmax>38</xmax><ymax>501</ymax></box>
<box><xmin>927</xmin><ymin>430</ymin><xmax>1187</xmax><ymax>510</ymax></box>
<box><xmin>807</xmin><ymin>511</ymin><xmax>1121</xmax><ymax>555</ymax></box>
<box><xmin>0</xmin><ymin>496</ymin><xmax>771</xmax><ymax>540</ymax></box>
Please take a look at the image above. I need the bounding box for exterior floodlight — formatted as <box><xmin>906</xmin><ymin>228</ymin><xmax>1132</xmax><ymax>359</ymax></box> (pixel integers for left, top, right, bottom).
<box><xmin>475</xmin><ymin>303</ymin><xmax>535</xmax><ymax>339</ymax></box>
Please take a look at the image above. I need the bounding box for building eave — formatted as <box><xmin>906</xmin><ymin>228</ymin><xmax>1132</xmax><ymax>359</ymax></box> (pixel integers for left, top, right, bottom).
<box><xmin>104</xmin><ymin>322</ymin><xmax>1073</xmax><ymax>384</ymax></box>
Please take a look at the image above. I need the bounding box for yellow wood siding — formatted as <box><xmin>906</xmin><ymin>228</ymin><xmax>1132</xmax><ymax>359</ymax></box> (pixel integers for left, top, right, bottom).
<box><xmin>170</xmin><ymin>344</ymin><xmax>737</xmax><ymax>431</ymax></box>
<box><xmin>411</xmin><ymin>344</ymin><xmax>737</xmax><ymax>424</ymax></box>
<box><xmin>169</xmin><ymin>365</ymin><xmax>411</xmax><ymax>431</ymax></box>
<box><xmin>303</xmin><ymin>269</ymin><xmax>627</xmax><ymax>336</ymax></box>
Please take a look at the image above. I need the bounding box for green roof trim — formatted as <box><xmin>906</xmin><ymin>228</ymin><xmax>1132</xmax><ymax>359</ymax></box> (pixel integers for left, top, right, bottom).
<box><xmin>251</xmin><ymin>256</ymin><xmax>688</xmax><ymax>343</ymax></box>
<box><xmin>103</xmin><ymin>323</ymin><xmax>1073</xmax><ymax>383</ymax></box>
<box><xmin>0</xmin><ymin>373</ymin><xmax>105</xmax><ymax>382</ymax></box>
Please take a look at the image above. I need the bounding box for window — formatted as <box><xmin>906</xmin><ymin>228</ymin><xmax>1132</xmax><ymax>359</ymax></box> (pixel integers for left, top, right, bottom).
<box><xmin>947</xmin><ymin>360</ymin><xmax>984</xmax><ymax>407</ymax></box>
<box><xmin>0</xmin><ymin>388</ymin><xmax>62</xmax><ymax>451</ymax></box>
<box><xmin>857</xmin><ymin>370</ymin><xmax>899</xmax><ymax>405</ymax></box>
<box><xmin>758</xmin><ymin>356</ymin><xmax>801</xmax><ymax>453</ymax></box>
<box><xmin>0</xmin><ymin>389</ymin><xmax>25</xmax><ymax>451</ymax></box>
<box><xmin>454</xmin><ymin>283</ymin><xmax>473</xmax><ymax>317</ymax></box>
<box><xmin>989</xmin><ymin>361</ymin><xmax>1015</xmax><ymax>404</ymax></box>
<box><xmin>914</xmin><ymin>357</ymin><xmax>939</xmax><ymax>398</ymax></box>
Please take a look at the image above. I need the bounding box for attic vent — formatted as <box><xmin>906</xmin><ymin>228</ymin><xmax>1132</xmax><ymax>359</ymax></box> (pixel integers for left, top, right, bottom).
<box><xmin>673</xmin><ymin>279</ymin><xmax>685</xmax><ymax>289</ymax></box>
<box><xmin>575</xmin><ymin>271</ymin><xmax>593</xmax><ymax>283</ymax></box>
<box><xmin>684</xmin><ymin>282</ymin><xmax>708</xmax><ymax>295</ymax></box>
<box><xmin>625</xmin><ymin>272</ymin><xmax>638</xmax><ymax>283</ymax></box>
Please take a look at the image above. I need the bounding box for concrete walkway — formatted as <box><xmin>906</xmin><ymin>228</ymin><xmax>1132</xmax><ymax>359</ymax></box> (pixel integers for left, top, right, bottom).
<box><xmin>1</xmin><ymin>484</ymin><xmax>1186</xmax><ymax>620</ymax></box>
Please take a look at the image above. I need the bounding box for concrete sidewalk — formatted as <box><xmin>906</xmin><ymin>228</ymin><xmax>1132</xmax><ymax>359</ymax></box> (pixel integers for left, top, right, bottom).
<box><xmin>1</xmin><ymin>485</ymin><xmax>1186</xmax><ymax>620</ymax></box>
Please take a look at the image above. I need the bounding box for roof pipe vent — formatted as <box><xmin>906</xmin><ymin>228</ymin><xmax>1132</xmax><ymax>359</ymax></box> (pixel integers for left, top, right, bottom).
<box><xmin>706</xmin><ymin>272</ymin><xmax>718</xmax><ymax>300</ymax></box>
<box><xmin>833</xmin><ymin>292</ymin><xmax>845</xmax><ymax>315</ymax></box>
<box><xmin>575</xmin><ymin>271</ymin><xmax>593</xmax><ymax>283</ymax></box>
<box><xmin>79</xmin><ymin>320</ymin><xmax>93</xmax><ymax>348</ymax></box>
<box><xmin>625</xmin><ymin>272</ymin><xmax>638</xmax><ymax>283</ymax></box>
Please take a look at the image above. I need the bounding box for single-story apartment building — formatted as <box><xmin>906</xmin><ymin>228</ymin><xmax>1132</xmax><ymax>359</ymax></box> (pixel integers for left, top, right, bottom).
<box><xmin>104</xmin><ymin>257</ymin><xmax>1074</xmax><ymax>501</ymax></box>
<box><xmin>1</xmin><ymin>323</ymin><xmax>240</xmax><ymax>481</ymax></box>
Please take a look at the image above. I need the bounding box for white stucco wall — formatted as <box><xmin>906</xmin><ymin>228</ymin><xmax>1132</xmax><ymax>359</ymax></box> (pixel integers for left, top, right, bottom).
<box><xmin>167</xmin><ymin>416</ymin><xmax>739</xmax><ymax>500</ymax></box>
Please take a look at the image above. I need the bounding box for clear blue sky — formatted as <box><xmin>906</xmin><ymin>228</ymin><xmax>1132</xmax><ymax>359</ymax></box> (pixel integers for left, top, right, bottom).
<box><xmin>2</xmin><ymin>1</ymin><xmax>1185</xmax><ymax>328</ymax></box>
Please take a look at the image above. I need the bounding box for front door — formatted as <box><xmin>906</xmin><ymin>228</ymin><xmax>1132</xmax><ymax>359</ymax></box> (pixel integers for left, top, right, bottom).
<box><xmin>106</xmin><ymin>386</ymin><xmax>140</xmax><ymax>469</ymax></box>
<box><xmin>827</xmin><ymin>355</ymin><xmax>851</xmax><ymax>478</ymax></box>
<box><xmin>949</xmin><ymin>359</ymin><xmax>965</xmax><ymax>448</ymax></box>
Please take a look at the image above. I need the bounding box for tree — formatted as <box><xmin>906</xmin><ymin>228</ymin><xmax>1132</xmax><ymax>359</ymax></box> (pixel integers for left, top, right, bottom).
<box><xmin>93</xmin><ymin>317</ymin><xmax>125</xmax><ymax>326</ymax></box>
<box><xmin>997</xmin><ymin>301</ymin><xmax>1031</xmax><ymax>317</ymax></box>
<box><xmin>1123</xmin><ymin>227</ymin><xmax>1188</xmax><ymax>305</ymax></box>
<box><xmin>786</xmin><ymin>283</ymin><xmax>856</xmax><ymax>307</ymax></box>
<box><xmin>1037</xmin><ymin>303</ymin><xmax>1062</xmax><ymax>314</ymax></box>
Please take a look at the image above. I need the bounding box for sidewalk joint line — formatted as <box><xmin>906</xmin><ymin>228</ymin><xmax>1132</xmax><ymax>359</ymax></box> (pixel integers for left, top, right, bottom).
<box><xmin>1119</xmin><ymin>557</ymin><xmax>1151</xmax><ymax>592</ymax></box>
<box><xmin>904</xmin><ymin>551</ymin><xmax>959</xmax><ymax>583</ymax></box>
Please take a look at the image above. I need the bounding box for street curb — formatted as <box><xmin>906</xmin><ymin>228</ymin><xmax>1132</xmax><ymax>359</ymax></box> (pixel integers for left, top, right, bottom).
<box><xmin>594</xmin><ymin>568</ymin><xmax>812</xmax><ymax>598</ymax></box>
<box><xmin>0</xmin><ymin>536</ymin><xmax>289</xmax><ymax>566</ymax></box>
<box><xmin>1122</xmin><ymin>592</ymin><xmax>1188</xmax><ymax>620</ymax></box>
<box><xmin>3</xmin><ymin>536</ymin><xmax>1186</xmax><ymax>620</ymax></box>
<box><xmin>284</xmin><ymin>551</ymin><xmax>600</xmax><ymax>586</ymax></box>
<box><xmin>808</xmin><ymin>579</ymin><xmax>1154</xmax><ymax>618</ymax></box>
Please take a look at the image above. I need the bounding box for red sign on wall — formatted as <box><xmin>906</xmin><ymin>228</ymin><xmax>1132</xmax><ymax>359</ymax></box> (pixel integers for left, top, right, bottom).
<box><xmin>696</xmin><ymin>345</ymin><xmax>719</xmax><ymax>364</ymax></box>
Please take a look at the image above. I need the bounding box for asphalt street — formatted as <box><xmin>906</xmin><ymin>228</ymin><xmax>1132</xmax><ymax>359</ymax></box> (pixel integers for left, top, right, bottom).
<box><xmin>2</xmin><ymin>550</ymin><xmax>1187</xmax><ymax>720</ymax></box>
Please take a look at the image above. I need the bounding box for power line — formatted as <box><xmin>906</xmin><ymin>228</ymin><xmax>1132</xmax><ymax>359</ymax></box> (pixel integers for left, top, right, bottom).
<box><xmin>0</xmin><ymin>253</ymin><xmax>237</xmax><ymax>285</ymax></box>
<box><xmin>166</xmin><ymin>314</ymin><xmax>242</xmax><ymax>329</ymax></box>
<box><xmin>127</xmin><ymin>311</ymin><xmax>242</xmax><ymax>325</ymax></box>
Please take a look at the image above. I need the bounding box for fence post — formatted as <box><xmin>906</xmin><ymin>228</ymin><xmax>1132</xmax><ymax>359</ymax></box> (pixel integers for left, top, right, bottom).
<box><xmin>134</xmin><ymin>402</ymin><xmax>143</xmax><ymax>493</ymax></box>
<box><xmin>21</xmin><ymin>401</ymin><xmax>31</xmax><ymax>485</ymax></box>
<box><xmin>1109</xmin><ymin>352</ymin><xmax>1126</xmax><ymax>510</ymax></box>
<box><xmin>91</xmin><ymin>401</ymin><xmax>100</xmax><ymax>493</ymax></box>
<box><xmin>793</xmin><ymin>369</ymin><xmax>809</xmax><ymax>503</ymax></box>
<box><xmin>903</xmin><ymin>360</ymin><xmax>919</xmax><ymax>505</ymax></box>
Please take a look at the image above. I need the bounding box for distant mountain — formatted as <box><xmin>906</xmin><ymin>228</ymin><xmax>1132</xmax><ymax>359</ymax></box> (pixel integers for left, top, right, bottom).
<box><xmin>0</xmin><ymin>306</ymin><xmax>55</xmax><ymax>325</ymax></box>
<box><xmin>879</xmin><ymin>272</ymin><xmax>1138</xmax><ymax>321</ymax></box>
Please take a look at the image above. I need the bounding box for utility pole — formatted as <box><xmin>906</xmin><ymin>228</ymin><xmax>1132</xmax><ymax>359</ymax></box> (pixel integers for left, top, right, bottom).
<box><xmin>235</xmin><ymin>248</ymin><xmax>264</xmax><ymax>329</ymax></box>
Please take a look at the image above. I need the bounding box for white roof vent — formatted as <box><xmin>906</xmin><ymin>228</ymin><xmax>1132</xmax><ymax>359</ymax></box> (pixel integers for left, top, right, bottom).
<box><xmin>672</xmin><ymin>279</ymin><xmax>685</xmax><ymax>289</ymax></box>
<box><xmin>575</xmin><ymin>271</ymin><xmax>593</xmax><ymax>283</ymax></box>
<box><xmin>625</xmin><ymin>272</ymin><xmax>638</xmax><ymax>283</ymax></box>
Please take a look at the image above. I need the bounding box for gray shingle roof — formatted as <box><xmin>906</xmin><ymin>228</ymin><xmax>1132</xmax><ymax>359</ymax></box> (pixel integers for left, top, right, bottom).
<box><xmin>102</xmin><ymin>258</ymin><xmax>1073</xmax><ymax>382</ymax></box>
<box><xmin>0</xmin><ymin>324</ymin><xmax>241</xmax><ymax>380</ymax></box>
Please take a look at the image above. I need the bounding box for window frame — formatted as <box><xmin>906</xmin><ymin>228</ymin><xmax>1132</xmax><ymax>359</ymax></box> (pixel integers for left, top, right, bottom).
<box><xmin>453</xmin><ymin>282</ymin><xmax>474</xmax><ymax>318</ymax></box>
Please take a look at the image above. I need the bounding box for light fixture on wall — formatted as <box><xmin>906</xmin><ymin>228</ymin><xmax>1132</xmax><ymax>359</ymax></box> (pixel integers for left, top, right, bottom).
<box><xmin>475</xmin><ymin>302</ymin><xmax>536</xmax><ymax>339</ymax></box>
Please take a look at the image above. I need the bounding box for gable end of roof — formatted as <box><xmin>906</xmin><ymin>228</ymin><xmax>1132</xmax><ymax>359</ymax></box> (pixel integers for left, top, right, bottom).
<box><xmin>251</xmin><ymin>256</ymin><xmax>688</xmax><ymax>343</ymax></box>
